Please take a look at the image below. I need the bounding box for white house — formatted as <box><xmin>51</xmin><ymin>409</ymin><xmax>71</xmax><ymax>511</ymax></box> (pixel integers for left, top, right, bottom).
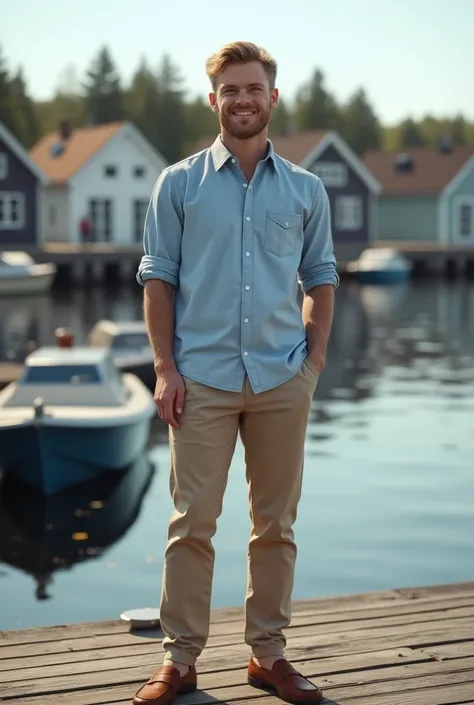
<box><xmin>29</xmin><ymin>121</ymin><xmax>167</xmax><ymax>245</ymax></box>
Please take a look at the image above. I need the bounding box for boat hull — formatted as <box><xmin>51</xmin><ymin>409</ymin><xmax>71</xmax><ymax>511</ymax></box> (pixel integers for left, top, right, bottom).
<box><xmin>0</xmin><ymin>417</ymin><xmax>152</xmax><ymax>495</ymax></box>
<box><xmin>0</xmin><ymin>268</ymin><xmax>56</xmax><ymax>296</ymax></box>
<box><xmin>355</xmin><ymin>269</ymin><xmax>411</xmax><ymax>285</ymax></box>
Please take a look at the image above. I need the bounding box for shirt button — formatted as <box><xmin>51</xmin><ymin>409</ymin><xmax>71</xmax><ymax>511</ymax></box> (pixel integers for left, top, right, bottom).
<box><xmin>244</xmin><ymin>318</ymin><xmax>249</xmax><ymax>323</ymax></box>
<box><xmin>248</xmin><ymin>185</ymin><xmax>252</xmax><ymax>189</ymax></box>
<box><xmin>243</xmin><ymin>183</ymin><xmax>248</xmax><ymax>188</ymax></box>
<box><xmin>231</xmin><ymin>158</ymin><xmax>236</xmax><ymax>164</ymax></box>
<box><xmin>243</xmin><ymin>351</ymin><xmax>248</xmax><ymax>356</ymax></box>
<box><xmin>245</xmin><ymin>251</ymin><xmax>250</xmax><ymax>257</ymax></box>
<box><xmin>246</xmin><ymin>216</ymin><xmax>251</xmax><ymax>221</ymax></box>
<box><xmin>284</xmin><ymin>221</ymin><xmax>289</xmax><ymax>227</ymax></box>
<box><xmin>245</xmin><ymin>285</ymin><xmax>250</xmax><ymax>290</ymax></box>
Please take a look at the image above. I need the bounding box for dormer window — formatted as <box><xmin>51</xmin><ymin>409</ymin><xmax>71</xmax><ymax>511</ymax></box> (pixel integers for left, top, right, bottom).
<box><xmin>0</xmin><ymin>153</ymin><xmax>7</xmax><ymax>179</ymax></box>
<box><xmin>104</xmin><ymin>165</ymin><xmax>117</xmax><ymax>178</ymax></box>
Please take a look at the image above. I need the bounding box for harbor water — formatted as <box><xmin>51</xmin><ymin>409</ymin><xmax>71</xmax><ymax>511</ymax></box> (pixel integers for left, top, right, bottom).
<box><xmin>0</xmin><ymin>278</ymin><xmax>473</xmax><ymax>631</ymax></box>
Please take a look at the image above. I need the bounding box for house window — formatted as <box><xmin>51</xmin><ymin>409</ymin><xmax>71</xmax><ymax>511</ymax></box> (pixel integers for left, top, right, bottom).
<box><xmin>89</xmin><ymin>199</ymin><xmax>113</xmax><ymax>241</ymax></box>
<box><xmin>460</xmin><ymin>204</ymin><xmax>473</xmax><ymax>237</ymax></box>
<box><xmin>133</xmin><ymin>199</ymin><xmax>149</xmax><ymax>242</ymax></box>
<box><xmin>133</xmin><ymin>166</ymin><xmax>146</xmax><ymax>178</ymax></box>
<box><xmin>311</xmin><ymin>161</ymin><xmax>347</xmax><ymax>188</ymax></box>
<box><xmin>335</xmin><ymin>196</ymin><xmax>363</xmax><ymax>231</ymax></box>
<box><xmin>0</xmin><ymin>193</ymin><xmax>25</xmax><ymax>229</ymax></box>
<box><xmin>0</xmin><ymin>154</ymin><xmax>7</xmax><ymax>179</ymax></box>
<box><xmin>104</xmin><ymin>165</ymin><xmax>117</xmax><ymax>178</ymax></box>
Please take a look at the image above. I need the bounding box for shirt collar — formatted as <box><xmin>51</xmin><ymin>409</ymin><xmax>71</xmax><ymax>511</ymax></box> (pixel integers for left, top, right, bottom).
<box><xmin>210</xmin><ymin>135</ymin><xmax>279</xmax><ymax>173</ymax></box>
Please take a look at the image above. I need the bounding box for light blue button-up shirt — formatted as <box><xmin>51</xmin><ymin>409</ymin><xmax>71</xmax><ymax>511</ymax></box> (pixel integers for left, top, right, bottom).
<box><xmin>137</xmin><ymin>136</ymin><xmax>339</xmax><ymax>394</ymax></box>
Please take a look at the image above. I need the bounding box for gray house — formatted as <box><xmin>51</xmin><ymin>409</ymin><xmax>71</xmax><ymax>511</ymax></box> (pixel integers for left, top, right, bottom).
<box><xmin>0</xmin><ymin>121</ymin><xmax>47</xmax><ymax>247</ymax></box>
<box><xmin>193</xmin><ymin>130</ymin><xmax>381</xmax><ymax>265</ymax></box>
<box><xmin>363</xmin><ymin>144</ymin><xmax>474</xmax><ymax>246</ymax></box>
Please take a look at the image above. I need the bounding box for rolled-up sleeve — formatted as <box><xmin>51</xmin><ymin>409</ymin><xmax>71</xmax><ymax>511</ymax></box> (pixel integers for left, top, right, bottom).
<box><xmin>298</xmin><ymin>178</ymin><xmax>339</xmax><ymax>293</ymax></box>
<box><xmin>136</xmin><ymin>168</ymin><xmax>183</xmax><ymax>287</ymax></box>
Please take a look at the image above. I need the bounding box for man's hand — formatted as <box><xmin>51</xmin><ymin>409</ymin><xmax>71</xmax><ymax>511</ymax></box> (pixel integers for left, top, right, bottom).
<box><xmin>154</xmin><ymin>370</ymin><xmax>185</xmax><ymax>429</ymax></box>
<box><xmin>308</xmin><ymin>350</ymin><xmax>325</xmax><ymax>375</ymax></box>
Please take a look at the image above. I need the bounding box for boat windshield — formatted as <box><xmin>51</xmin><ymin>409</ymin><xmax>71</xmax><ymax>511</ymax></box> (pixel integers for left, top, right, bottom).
<box><xmin>112</xmin><ymin>333</ymin><xmax>149</xmax><ymax>350</ymax></box>
<box><xmin>22</xmin><ymin>365</ymin><xmax>101</xmax><ymax>384</ymax></box>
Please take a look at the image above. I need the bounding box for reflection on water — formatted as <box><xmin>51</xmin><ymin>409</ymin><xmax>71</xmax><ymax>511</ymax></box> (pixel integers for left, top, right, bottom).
<box><xmin>0</xmin><ymin>454</ymin><xmax>156</xmax><ymax>601</ymax></box>
<box><xmin>0</xmin><ymin>279</ymin><xmax>473</xmax><ymax>630</ymax></box>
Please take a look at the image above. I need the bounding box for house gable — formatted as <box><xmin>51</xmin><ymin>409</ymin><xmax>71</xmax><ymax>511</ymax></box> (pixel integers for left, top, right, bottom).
<box><xmin>0</xmin><ymin>122</ymin><xmax>47</xmax><ymax>184</ymax></box>
<box><xmin>301</xmin><ymin>131</ymin><xmax>381</xmax><ymax>194</ymax></box>
<box><xmin>0</xmin><ymin>123</ymin><xmax>45</xmax><ymax>246</ymax></box>
<box><xmin>441</xmin><ymin>155</ymin><xmax>474</xmax><ymax>245</ymax></box>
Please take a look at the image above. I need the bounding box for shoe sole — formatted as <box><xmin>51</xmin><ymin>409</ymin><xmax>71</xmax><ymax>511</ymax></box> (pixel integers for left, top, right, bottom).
<box><xmin>248</xmin><ymin>676</ymin><xmax>323</xmax><ymax>705</ymax></box>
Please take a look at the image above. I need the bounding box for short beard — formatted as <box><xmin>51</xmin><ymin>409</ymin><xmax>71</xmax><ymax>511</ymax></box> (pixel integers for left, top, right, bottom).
<box><xmin>219</xmin><ymin>102</ymin><xmax>271</xmax><ymax>140</ymax></box>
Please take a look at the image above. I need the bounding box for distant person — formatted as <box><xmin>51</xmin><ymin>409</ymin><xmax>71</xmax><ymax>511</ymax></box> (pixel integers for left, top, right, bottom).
<box><xmin>133</xmin><ymin>41</ymin><xmax>338</xmax><ymax>705</ymax></box>
<box><xmin>79</xmin><ymin>215</ymin><xmax>93</xmax><ymax>244</ymax></box>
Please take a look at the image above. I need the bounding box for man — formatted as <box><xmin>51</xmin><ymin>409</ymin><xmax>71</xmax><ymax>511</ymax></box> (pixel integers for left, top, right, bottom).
<box><xmin>133</xmin><ymin>41</ymin><xmax>338</xmax><ymax>705</ymax></box>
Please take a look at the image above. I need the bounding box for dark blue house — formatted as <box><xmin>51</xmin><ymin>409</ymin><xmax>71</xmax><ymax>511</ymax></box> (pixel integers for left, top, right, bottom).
<box><xmin>0</xmin><ymin>121</ymin><xmax>47</xmax><ymax>248</ymax></box>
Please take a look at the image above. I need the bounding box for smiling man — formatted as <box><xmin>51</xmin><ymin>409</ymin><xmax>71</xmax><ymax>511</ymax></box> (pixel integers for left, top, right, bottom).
<box><xmin>133</xmin><ymin>41</ymin><xmax>338</xmax><ymax>705</ymax></box>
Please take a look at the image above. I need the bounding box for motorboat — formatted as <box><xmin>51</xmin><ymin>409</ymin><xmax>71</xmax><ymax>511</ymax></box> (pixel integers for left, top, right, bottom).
<box><xmin>0</xmin><ymin>251</ymin><xmax>56</xmax><ymax>295</ymax></box>
<box><xmin>347</xmin><ymin>248</ymin><xmax>412</xmax><ymax>284</ymax></box>
<box><xmin>0</xmin><ymin>346</ymin><xmax>156</xmax><ymax>495</ymax></box>
<box><xmin>87</xmin><ymin>319</ymin><xmax>155</xmax><ymax>389</ymax></box>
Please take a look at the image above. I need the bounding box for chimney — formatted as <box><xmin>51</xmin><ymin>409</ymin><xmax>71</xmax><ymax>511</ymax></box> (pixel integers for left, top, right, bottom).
<box><xmin>59</xmin><ymin>119</ymin><xmax>72</xmax><ymax>141</ymax></box>
<box><xmin>437</xmin><ymin>135</ymin><xmax>453</xmax><ymax>154</ymax></box>
<box><xmin>394</xmin><ymin>153</ymin><xmax>414</xmax><ymax>173</ymax></box>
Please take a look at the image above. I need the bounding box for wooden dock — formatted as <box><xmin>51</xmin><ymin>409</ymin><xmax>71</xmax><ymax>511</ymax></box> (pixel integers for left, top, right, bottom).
<box><xmin>0</xmin><ymin>582</ymin><xmax>473</xmax><ymax>704</ymax></box>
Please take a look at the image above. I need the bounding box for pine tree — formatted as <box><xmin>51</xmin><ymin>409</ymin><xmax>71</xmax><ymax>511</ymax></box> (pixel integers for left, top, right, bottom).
<box><xmin>341</xmin><ymin>88</ymin><xmax>381</xmax><ymax>155</ymax></box>
<box><xmin>294</xmin><ymin>69</ymin><xmax>340</xmax><ymax>131</ymax></box>
<box><xmin>83</xmin><ymin>46</ymin><xmax>124</xmax><ymax>124</ymax></box>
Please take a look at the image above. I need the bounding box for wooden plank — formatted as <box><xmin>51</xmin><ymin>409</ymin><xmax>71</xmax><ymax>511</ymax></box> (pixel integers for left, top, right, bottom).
<box><xmin>3</xmin><ymin>658</ymin><xmax>474</xmax><ymax>705</ymax></box>
<box><xmin>1</xmin><ymin>603</ymin><xmax>473</xmax><ymax>674</ymax></box>
<box><xmin>0</xmin><ymin>646</ymin><xmax>427</xmax><ymax>688</ymax></box>
<box><xmin>2</xmin><ymin>588</ymin><xmax>473</xmax><ymax>648</ymax></box>
<box><xmin>421</xmin><ymin>641</ymin><xmax>474</xmax><ymax>661</ymax></box>
<box><xmin>2</xmin><ymin>612</ymin><xmax>472</xmax><ymax>663</ymax></box>
<box><xmin>2</xmin><ymin>618</ymin><xmax>474</xmax><ymax>668</ymax></box>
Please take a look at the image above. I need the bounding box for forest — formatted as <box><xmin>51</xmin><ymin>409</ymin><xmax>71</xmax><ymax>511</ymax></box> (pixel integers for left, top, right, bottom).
<box><xmin>1</xmin><ymin>44</ymin><xmax>473</xmax><ymax>165</ymax></box>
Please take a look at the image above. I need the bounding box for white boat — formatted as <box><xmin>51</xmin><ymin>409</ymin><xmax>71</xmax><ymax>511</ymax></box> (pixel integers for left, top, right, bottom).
<box><xmin>347</xmin><ymin>248</ymin><xmax>412</xmax><ymax>284</ymax></box>
<box><xmin>88</xmin><ymin>320</ymin><xmax>155</xmax><ymax>389</ymax></box>
<box><xmin>0</xmin><ymin>346</ymin><xmax>156</xmax><ymax>495</ymax></box>
<box><xmin>0</xmin><ymin>251</ymin><xmax>56</xmax><ymax>295</ymax></box>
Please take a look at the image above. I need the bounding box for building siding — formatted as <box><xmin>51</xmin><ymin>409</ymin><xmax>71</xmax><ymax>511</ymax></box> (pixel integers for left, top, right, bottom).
<box><xmin>446</xmin><ymin>160</ymin><xmax>474</xmax><ymax>245</ymax></box>
<box><xmin>306</xmin><ymin>144</ymin><xmax>370</xmax><ymax>263</ymax></box>
<box><xmin>376</xmin><ymin>196</ymin><xmax>439</xmax><ymax>242</ymax></box>
<box><xmin>0</xmin><ymin>136</ymin><xmax>38</xmax><ymax>246</ymax></box>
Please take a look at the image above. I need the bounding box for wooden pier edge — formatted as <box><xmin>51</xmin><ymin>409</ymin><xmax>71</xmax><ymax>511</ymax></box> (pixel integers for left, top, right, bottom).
<box><xmin>0</xmin><ymin>581</ymin><xmax>473</xmax><ymax>704</ymax></box>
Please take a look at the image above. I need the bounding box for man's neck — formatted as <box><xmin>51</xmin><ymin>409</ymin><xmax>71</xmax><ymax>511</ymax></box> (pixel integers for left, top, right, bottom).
<box><xmin>220</xmin><ymin>129</ymin><xmax>269</xmax><ymax>180</ymax></box>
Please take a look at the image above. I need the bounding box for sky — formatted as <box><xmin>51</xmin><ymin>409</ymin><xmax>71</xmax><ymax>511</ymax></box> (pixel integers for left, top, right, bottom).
<box><xmin>2</xmin><ymin>0</ymin><xmax>473</xmax><ymax>126</ymax></box>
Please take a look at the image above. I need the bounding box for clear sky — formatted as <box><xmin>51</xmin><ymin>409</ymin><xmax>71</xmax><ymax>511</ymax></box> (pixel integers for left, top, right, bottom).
<box><xmin>2</xmin><ymin>0</ymin><xmax>473</xmax><ymax>125</ymax></box>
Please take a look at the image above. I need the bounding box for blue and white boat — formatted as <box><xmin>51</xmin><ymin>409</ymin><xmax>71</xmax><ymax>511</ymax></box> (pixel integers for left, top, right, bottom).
<box><xmin>347</xmin><ymin>248</ymin><xmax>412</xmax><ymax>284</ymax></box>
<box><xmin>0</xmin><ymin>347</ymin><xmax>156</xmax><ymax>495</ymax></box>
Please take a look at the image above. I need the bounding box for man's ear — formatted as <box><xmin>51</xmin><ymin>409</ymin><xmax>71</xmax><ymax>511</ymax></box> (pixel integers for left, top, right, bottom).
<box><xmin>209</xmin><ymin>92</ymin><xmax>219</xmax><ymax>113</ymax></box>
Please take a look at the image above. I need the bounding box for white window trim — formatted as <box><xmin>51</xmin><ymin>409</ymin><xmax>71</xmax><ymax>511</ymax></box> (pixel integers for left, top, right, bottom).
<box><xmin>310</xmin><ymin>161</ymin><xmax>348</xmax><ymax>188</ymax></box>
<box><xmin>452</xmin><ymin>195</ymin><xmax>474</xmax><ymax>243</ymax></box>
<box><xmin>0</xmin><ymin>192</ymin><xmax>25</xmax><ymax>229</ymax></box>
<box><xmin>133</xmin><ymin>199</ymin><xmax>148</xmax><ymax>242</ymax></box>
<box><xmin>335</xmin><ymin>195</ymin><xmax>363</xmax><ymax>231</ymax></box>
<box><xmin>0</xmin><ymin>153</ymin><xmax>7</xmax><ymax>180</ymax></box>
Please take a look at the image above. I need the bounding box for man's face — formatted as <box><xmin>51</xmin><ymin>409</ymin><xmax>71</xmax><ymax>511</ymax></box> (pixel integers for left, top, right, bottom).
<box><xmin>209</xmin><ymin>61</ymin><xmax>278</xmax><ymax>140</ymax></box>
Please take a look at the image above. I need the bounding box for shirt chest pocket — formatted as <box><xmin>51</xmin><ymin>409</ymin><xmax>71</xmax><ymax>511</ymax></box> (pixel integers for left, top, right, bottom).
<box><xmin>264</xmin><ymin>212</ymin><xmax>303</xmax><ymax>258</ymax></box>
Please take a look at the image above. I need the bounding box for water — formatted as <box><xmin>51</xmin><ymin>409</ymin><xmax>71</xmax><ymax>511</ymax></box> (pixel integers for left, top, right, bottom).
<box><xmin>0</xmin><ymin>279</ymin><xmax>473</xmax><ymax>631</ymax></box>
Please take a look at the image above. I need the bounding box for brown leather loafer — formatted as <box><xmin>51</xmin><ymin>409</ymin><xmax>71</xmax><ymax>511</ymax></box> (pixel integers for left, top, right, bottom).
<box><xmin>248</xmin><ymin>657</ymin><xmax>323</xmax><ymax>704</ymax></box>
<box><xmin>132</xmin><ymin>665</ymin><xmax>197</xmax><ymax>705</ymax></box>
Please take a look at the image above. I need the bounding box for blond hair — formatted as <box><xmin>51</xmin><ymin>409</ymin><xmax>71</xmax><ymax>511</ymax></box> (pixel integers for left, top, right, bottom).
<box><xmin>205</xmin><ymin>41</ymin><xmax>277</xmax><ymax>90</ymax></box>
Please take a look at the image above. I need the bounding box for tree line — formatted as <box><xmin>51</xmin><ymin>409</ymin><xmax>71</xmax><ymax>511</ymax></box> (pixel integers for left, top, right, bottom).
<box><xmin>1</xmin><ymin>44</ymin><xmax>473</xmax><ymax>164</ymax></box>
